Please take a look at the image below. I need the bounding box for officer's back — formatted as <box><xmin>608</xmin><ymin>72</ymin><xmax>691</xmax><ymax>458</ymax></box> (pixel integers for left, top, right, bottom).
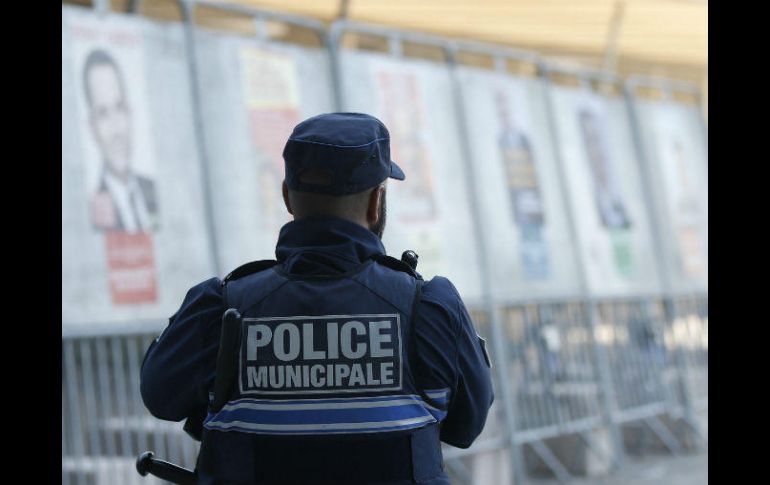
<box><xmin>140</xmin><ymin>113</ymin><xmax>494</xmax><ymax>484</ymax></box>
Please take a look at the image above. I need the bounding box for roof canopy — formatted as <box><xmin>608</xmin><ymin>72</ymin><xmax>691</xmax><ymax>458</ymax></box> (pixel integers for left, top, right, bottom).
<box><xmin>77</xmin><ymin>0</ymin><xmax>708</xmax><ymax>87</ymax></box>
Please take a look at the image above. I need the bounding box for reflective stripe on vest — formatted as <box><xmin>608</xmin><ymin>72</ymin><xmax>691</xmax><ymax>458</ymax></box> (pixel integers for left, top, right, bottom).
<box><xmin>204</xmin><ymin>388</ymin><xmax>449</xmax><ymax>435</ymax></box>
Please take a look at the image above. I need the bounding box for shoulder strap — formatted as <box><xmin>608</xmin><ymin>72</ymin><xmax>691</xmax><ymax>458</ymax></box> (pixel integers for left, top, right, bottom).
<box><xmin>371</xmin><ymin>253</ymin><xmax>423</xmax><ymax>281</ymax></box>
<box><xmin>222</xmin><ymin>259</ymin><xmax>280</xmax><ymax>285</ymax></box>
<box><xmin>222</xmin><ymin>259</ymin><xmax>280</xmax><ymax>308</ymax></box>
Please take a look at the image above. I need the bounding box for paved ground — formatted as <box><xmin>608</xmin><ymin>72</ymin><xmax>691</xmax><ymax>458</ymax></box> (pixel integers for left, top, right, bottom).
<box><xmin>537</xmin><ymin>449</ymin><xmax>708</xmax><ymax>485</ymax></box>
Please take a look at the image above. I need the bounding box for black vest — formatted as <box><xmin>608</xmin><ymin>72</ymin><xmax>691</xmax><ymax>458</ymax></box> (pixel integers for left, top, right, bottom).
<box><xmin>197</xmin><ymin>258</ymin><xmax>448</xmax><ymax>484</ymax></box>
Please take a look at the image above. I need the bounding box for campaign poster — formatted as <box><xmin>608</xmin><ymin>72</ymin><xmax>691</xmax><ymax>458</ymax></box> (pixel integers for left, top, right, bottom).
<box><xmin>69</xmin><ymin>12</ymin><xmax>159</xmax><ymax>305</ymax></box>
<box><xmin>455</xmin><ymin>67</ymin><xmax>581</xmax><ymax>301</ymax></box>
<box><xmin>239</xmin><ymin>46</ymin><xmax>301</xmax><ymax>235</ymax></box>
<box><xmin>576</xmin><ymin>100</ymin><xmax>635</xmax><ymax>279</ymax></box>
<box><xmin>659</xmin><ymin>131</ymin><xmax>706</xmax><ymax>280</ymax></box>
<box><xmin>551</xmin><ymin>87</ymin><xmax>661</xmax><ymax>297</ymax></box>
<box><xmin>63</xmin><ymin>7</ymin><xmax>215</xmax><ymax>331</ymax></box>
<box><xmin>638</xmin><ymin>100</ymin><xmax>708</xmax><ymax>290</ymax></box>
<box><xmin>495</xmin><ymin>88</ymin><xmax>550</xmax><ymax>280</ymax></box>
<box><xmin>338</xmin><ymin>52</ymin><xmax>483</xmax><ymax>303</ymax></box>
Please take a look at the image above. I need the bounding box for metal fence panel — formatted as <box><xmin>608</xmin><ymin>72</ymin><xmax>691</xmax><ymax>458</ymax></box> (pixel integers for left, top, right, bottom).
<box><xmin>597</xmin><ymin>299</ymin><xmax>673</xmax><ymax>417</ymax></box>
<box><xmin>504</xmin><ymin>301</ymin><xmax>604</xmax><ymax>439</ymax></box>
<box><xmin>670</xmin><ymin>295</ymin><xmax>708</xmax><ymax>413</ymax></box>
<box><xmin>62</xmin><ymin>334</ymin><xmax>196</xmax><ymax>485</ymax></box>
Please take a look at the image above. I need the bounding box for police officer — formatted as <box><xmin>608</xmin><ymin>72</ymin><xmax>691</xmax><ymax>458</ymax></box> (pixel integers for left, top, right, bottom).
<box><xmin>140</xmin><ymin>113</ymin><xmax>494</xmax><ymax>484</ymax></box>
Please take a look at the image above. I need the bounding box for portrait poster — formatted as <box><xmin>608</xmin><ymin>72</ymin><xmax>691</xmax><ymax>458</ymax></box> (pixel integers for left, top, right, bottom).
<box><xmin>577</xmin><ymin>100</ymin><xmax>635</xmax><ymax>276</ymax></box>
<box><xmin>456</xmin><ymin>67</ymin><xmax>582</xmax><ymax>301</ymax></box>
<box><xmin>338</xmin><ymin>51</ymin><xmax>483</xmax><ymax>303</ymax></box>
<box><xmin>636</xmin><ymin>100</ymin><xmax>708</xmax><ymax>291</ymax></box>
<box><xmin>63</xmin><ymin>7</ymin><xmax>215</xmax><ymax>332</ymax></box>
<box><xmin>68</xmin><ymin>11</ymin><xmax>159</xmax><ymax>306</ymax></box>
<box><xmin>551</xmin><ymin>87</ymin><xmax>661</xmax><ymax>297</ymax></box>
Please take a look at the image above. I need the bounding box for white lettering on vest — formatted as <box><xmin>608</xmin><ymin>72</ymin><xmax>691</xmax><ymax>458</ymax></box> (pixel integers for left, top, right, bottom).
<box><xmin>274</xmin><ymin>323</ymin><xmax>300</xmax><ymax>361</ymax></box>
<box><xmin>369</xmin><ymin>320</ymin><xmax>393</xmax><ymax>358</ymax></box>
<box><xmin>246</xmin><ymin>324</ymin><xmax>272</xmax><ymax>360</ymax></box>
<box><xmin>381</xmin><ymin>362</ymin><xmax>394</xmax><ymax>385</ymax></box>
<box><xmin>310</xmin><ymin>364</ymin><xmax>325</xmax><ymax>387</ymax></box>
<box><xmin>340</xmin><ymin>321</ymin><xmax>367</xmax><ymax>358</ymax></box>
<box><xmin>303</xmin><ymin>323</ymin><xmax>326</xmax><ymax>359</ymax></box>
<box><xmin>247</xmin><ymin>366</ymin><xmax>268</xmax><ymax>388</ymax></box>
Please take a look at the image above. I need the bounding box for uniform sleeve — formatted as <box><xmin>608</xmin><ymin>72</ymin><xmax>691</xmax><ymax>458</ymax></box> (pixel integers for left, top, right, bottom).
<box><xmin>140</xmin><ymin>277</ymin><xmax>224</xmax><ymax>422</ymax></box>
<box><xmin>432</xmin><ymin>280</ymin><xmax>495</xmax><ymax>448</ymax></box>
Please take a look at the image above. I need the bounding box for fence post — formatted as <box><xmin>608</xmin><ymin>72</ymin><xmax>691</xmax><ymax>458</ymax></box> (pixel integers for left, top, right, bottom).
<box><xmin>326</xmin><ymin>21</ymin><xmax>345</xmax><ymax>111</ymax></box>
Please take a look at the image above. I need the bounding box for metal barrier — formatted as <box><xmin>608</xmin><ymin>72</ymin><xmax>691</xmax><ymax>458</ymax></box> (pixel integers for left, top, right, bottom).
<box><xmin>62</xmin><ymin>334</ymin><xmax>199</xmax><ymax>485</ymax></box>
<box><xmin>668</xmin><ymin>294</ymin><xmax>709</xmax><ymax>440</ymax></box>
<box><xmin>62</xmin><ymin>3</ymin><xmax>707</xmax><ymax>484</ymax></box>
<box><xmin>502</xmin><ymin>301</ymin><xmax>609</xmax><ymax>482</ymax></box>
<box><xmin>503</xmin><ymin>302</ymin><xmax>603</xmax><ymax>442</ymax></box>
<box><xmin>60</xmin><ymin>298</ymin><xmax>706</xmax><ymax>483</ymax></box>
<box><xmin>596</xmin><ymin>298</ymin><xmax>683</xmax><ymax>454</ymax></box>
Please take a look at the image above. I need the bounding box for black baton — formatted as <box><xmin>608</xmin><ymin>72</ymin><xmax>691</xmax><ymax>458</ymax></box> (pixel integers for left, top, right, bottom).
<box><xmin>136</xmin><ymin>451</ymin><xmax>197</xmax><ymax>485</ymax></box>
<box><xmin>212</xmin><ymin>308</ymin><xmax>242</xmax><ymax>412</ymax></box>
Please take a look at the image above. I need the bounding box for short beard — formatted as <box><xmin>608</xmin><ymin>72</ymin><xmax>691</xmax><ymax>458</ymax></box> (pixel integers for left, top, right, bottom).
<box><xmin>370</xmin><ymin>193</ymin><xmax>387</xmax><ymax>240</ymax></box>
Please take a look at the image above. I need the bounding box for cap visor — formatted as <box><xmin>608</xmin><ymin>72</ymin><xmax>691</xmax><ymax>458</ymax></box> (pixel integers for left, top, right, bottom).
<box><xmin>389</xmin><ymin>161</ymin><xmax>405</xmax><ymax>180</ymax></box>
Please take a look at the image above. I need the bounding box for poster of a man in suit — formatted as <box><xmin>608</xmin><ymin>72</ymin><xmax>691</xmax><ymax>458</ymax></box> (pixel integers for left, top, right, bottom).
<box><xmin>82</xmin><ymin>48</ymin><xmax>159</xmax><ymax>233</ymax></box>
<box><xmin>70</xmin><ymin>16</ymin><xmax>160</xmax><ymax>305</ymax></box>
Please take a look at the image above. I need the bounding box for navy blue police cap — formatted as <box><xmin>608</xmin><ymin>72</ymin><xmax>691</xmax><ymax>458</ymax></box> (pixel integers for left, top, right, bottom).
<box><xmin>283</xmin><ymin>112</ymin><xmax>405</xmax><ymax>195</ymax></box>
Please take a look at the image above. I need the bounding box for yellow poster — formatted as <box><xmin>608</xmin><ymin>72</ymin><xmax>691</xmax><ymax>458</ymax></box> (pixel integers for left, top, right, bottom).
<box><xmin>239</xmin><ymin>47</ymin><xmax>301</xmax><ymax>231</ymax></box>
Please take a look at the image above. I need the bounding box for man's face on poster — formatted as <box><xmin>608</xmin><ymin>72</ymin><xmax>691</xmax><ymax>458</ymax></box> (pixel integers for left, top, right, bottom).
<box><xmin>87</xmin><ymin>62</ymin><xmax>132</xmax><ymax>179</ymax></box>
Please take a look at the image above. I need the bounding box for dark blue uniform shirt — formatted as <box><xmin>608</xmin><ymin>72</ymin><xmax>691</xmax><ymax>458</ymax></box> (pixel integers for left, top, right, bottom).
<box><xmin>141</xmin><ymin>216</ymin><xmax>494</xmax><ymax>483</ymax></box>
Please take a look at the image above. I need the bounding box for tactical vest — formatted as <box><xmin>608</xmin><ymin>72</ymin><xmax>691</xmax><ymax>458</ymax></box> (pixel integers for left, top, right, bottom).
<box><xmin>197</xmin><ymin>255</ymin><xmax>449</xmax><ymax>484</ymax></box>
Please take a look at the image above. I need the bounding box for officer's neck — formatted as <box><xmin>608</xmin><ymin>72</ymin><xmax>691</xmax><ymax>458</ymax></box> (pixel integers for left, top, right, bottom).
<box><xmin>292</xmin><ymin>214</ymin><xmax>372</xmax><ymax>233</ymax></box>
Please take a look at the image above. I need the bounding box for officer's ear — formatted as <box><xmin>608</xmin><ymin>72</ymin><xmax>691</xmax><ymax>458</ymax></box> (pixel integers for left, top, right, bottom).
<box><xmin>282</xmin><ymin>181</ymin><xmax>294</xmax><ymax>216</ymax></box>
<box><xmin>366</xmin><ymin>185</ymin><xmax>384</xmax><ymax>226</ymax></box>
